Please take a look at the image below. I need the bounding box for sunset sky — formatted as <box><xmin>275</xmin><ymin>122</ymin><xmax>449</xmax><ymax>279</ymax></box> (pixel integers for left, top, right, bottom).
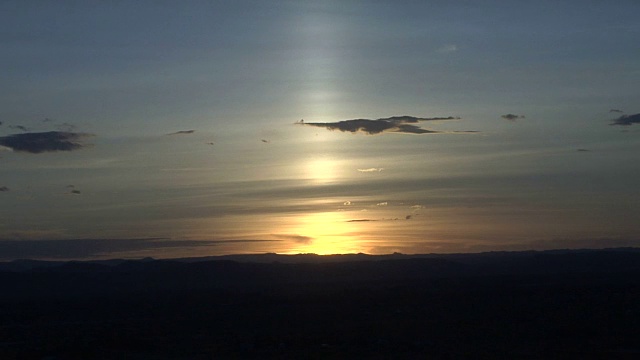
<box><xmin>1</xmin><ymin>1</ymin><xmax>639</xmax><ymax>260</ymax></box>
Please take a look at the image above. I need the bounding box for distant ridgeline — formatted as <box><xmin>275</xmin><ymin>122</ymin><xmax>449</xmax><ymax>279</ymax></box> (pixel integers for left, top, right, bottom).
<box><xmin>1</xmin><ymin>248</ymin><xmax>640</xmax><ymax>299</ymax></box>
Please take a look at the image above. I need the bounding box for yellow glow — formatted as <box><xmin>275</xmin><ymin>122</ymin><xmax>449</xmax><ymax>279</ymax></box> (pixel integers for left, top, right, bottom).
<box><xmin>284</xmin><ymin>212</ymin><xmax>365</xmax><ymax>254</ymax></box>
<box><xmin>305</xmin><ymin>157</ymin><xmax>338</xmax><ymax>184</ymax></box>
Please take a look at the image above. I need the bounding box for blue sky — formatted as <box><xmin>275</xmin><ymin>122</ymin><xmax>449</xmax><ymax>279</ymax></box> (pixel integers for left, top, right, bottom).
<box><xmin>1</xmin><ymin>1</ymin><xmax>639</xmax><ymax>260</ymax></box>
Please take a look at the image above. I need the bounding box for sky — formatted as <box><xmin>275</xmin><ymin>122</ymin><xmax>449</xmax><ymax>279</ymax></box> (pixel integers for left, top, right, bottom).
<box><xmin>1</xmin><ymin>0</ymin><xmax>639</xmax><ymax>261</ymax></box>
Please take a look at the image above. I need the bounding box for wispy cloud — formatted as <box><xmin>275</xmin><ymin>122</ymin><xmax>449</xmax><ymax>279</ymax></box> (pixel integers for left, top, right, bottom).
<box><xmin>0</xmin><ymin>186</ymin><xmax>9</xmax><ymax>192</ymax></box>
<box><xmin>0</xmin><ymin>131</ymin><xmax>94</xmax><ymax>154</ymax></box>
<box><xmin>272</xmin><ymin>234</ymin><xmax>313</xmax><ymax>244</ymax></box>
<box><xmin>358</xmin><ymin>168</ymin><xmax>384</xmax><ymax>173</ymax></box>
<box><xmin>610</xmin><ymin>113</ymin><xmax>640</xmax><ymax>126</ymax></box>
<box><xmin>376</xmin><ymin>202</ymin><xmax>388</xmax><ymax>206</ymax></box>
<box><xmin>167</xmin><ymin>130</ymin><xmax>196</xmax><ymax>135</ymax></box>
<box><xmin>437</xmin><ymin>44</ymin><xmax>458</xmax><ymax>53</ymax></box>
<box><xmin>610</xmin><ymin>109</ymin><xmax>624</xmax><ymax>113</ymax></box>
<box><xmin>298</xmin><ymin>115</ymin><xmax>470</xmax><ymax>135</ymax></box>
<box><xmin>501</xmin><ymin>114</ymin><xmax>525</xmax><ymax>121</ymax></box>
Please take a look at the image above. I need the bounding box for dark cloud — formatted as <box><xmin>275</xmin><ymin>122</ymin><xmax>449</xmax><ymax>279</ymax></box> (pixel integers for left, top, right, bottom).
<box><xmin>577</xmin><ymin>148</ymin><xmax>590</xmax><ymax>152</ymax></box>
<box><xmin>501</xmin><ymin>114</ymin><xmax>525</xmax><ymax>121</ymax></box>
<box><xmin>298</xmin><ymin>115</ymin><xmax>464</xmax><ymax>135</ymax></box>
<box><xmin>610</xmin><ymin>113</ymin><xmax>640</xmax><ymax>126</ymax></box>
<box><xmin>261</xmin><ymin>139</ymin><xmax>270</xmax><ymax>143</ymax></box>
<box><xmin>0</xmin><ymin>186</ymin><xmax>9</xmax><ymax>192</ymax></box>
<box><xmin>609</xmin><ymin>109</ymin><xmax>623</xmax><ymax>113</ymax></box>
<box><xmin>0</xmin><ymin>131</ymin><xmax>93</xmax><ymax>153</ymax></box>
<box><xmin>346</xmin><ymin>219</ymin><xmax>376</xmax><ymax>222</ymax></box>
<box><xmin>405</xmin><ymin>215</ymin><xmax>412</xmax><ymax>220</ymax></box>
<box><xmin>0</xmin><ymin>238</ymin><xmax>275</xmax><ymax>261</ymax></box>
<box><xmin>65</xmin><ymin>185</ymin><xmax>80</xmax><ymax>195</ymax></box>
<box><xmin>167</xmin><ymin>130</ymin><xmax>196</xmax><ymax>135</ymax></box>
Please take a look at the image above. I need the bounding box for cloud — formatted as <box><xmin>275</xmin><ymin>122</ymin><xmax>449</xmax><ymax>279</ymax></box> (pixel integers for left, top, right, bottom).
<box><xmin>298</xmin><ymin>115</ymin><xmax>466</xmax><ymax>135</ymax></box>
<box><xmin>376</xmin><ymin>202</ymin><xmax>388</xmax><ymax>206</ymax></box>
<box><xmin>610</xmin><ymin>113</ymin><xmax>640</xmax><ymax>126</ymax></box>
<box><xmin>0</xmin><ymin>186</ymin><xmax>9</xmax><ymax>192</ymax></box>
<box><xmin>501</xmin><ymin>114</ymin><xmax>525</xmax><ymax>121</ymax></box>
<box><xmin>576</xmin><ymin>148</ymin><xmax>590</xmax><ymax>152</ymax></box>
<box><xmin>358</xmin><ymin>168</ymin><xmax>384</xmax><ymax>173</ymax></box>
<box><xmin>0</xmin><ymin>131</ymin><xmax>93</xmax><ymax>154</ymax></box>
<box><xmin>343</xmin><ymin>201</ymin><xmax>352</xmax><ymax>206</ymax></box>
<box><xmin>272</xmin><ymin>234</ymin><xmax>313</xmax><ymax>244</ymax></box>
<box><xmin>167</xmin><ymin>130</ymin><xmax>196</xmax><ymax>135</ymax></box>
<box><xmin>0</xmin><ymin>238</ymin><xmax>261</xmax><ymax>261</ymax></box>
<box><xmin>437</xmin><ymin>44</ymin><xmax>458</xmax><ymax>53</ymax></box>
<box><xmin>610</xmin><ymin>109</ymin><xmax>624</xmax><ymax>113</ymax></box>
<box><xmin>70</xmin><ymin>189</ymin><xmax>81</xmax><ymax>195</ymax></box>
<box><xmin>346</xmin><ymin>219</ymin><xmax>376</xmax><ymax>222</ymax></box>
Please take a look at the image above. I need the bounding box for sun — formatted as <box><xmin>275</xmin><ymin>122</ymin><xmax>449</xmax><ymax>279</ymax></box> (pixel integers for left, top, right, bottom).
<box><xmin>305</xmin><ymin>157</ymin><xmax>338</xmax><ymax>184</ymax></box>
<box><xmin>284</xmin><ymin>212</ymin><xmax>365</xmax><ymax>255</ymax></box>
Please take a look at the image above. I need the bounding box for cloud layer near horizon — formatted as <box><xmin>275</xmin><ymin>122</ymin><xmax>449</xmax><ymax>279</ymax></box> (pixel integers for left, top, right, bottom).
<box><xmin>0</xmin><ymin>238</ymin><xmax>279</xmax><ymax>260</ymax></box>
<box><xmin>0</xmin><ymin>131</ymin><xmax>93</xmax><ymax>153</ymax></box>
<box><xmin>299</xmin><ymin>115</ymin><xmax>465</xmax><ymax>135</ymax></box>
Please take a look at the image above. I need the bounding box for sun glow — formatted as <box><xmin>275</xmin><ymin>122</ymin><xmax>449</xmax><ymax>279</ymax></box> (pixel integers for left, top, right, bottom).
<box><xmin>284</xmin><ymin>212</ymin><xmax>365</xmax><ymax>255</ymax></box>
<box><xmin>305</xmin><ymin>156</ymin><xmax>338</xmax><ymax>184</ymax></box>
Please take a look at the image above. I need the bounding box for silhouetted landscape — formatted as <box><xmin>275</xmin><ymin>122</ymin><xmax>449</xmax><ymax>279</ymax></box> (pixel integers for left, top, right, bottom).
<box><xmin>2</xmin><ymin>248</ymin><xmax>640</xmax><ymax>359</ymax></box>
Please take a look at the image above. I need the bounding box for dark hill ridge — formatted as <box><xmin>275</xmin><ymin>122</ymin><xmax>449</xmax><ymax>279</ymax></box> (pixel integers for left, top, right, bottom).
<box><xmin>1</xmin><ymin>249</ymin><xmax>640</xmax><ymax>300</ymax></box>
<box><xmin>2</xmin><ymin>248</ymin><xmax>640</xmax><ymax>358</ymax></box>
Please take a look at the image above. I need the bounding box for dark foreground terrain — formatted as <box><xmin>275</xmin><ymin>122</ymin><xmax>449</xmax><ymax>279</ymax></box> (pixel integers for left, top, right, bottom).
<box><xmin>1</xmin><ymin>249</ymin><xmax>640</xmax><ymax>359</ymax></box>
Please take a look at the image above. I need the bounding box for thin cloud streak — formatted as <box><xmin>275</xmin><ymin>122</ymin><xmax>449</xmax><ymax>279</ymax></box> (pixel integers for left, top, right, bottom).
<box><xmin>167</xmin><ymin>130</ymin><xmax>196</xmax><ymax>135</ymax></box>
<box><xmin>272</xmin><ymin>234</ymin><xmax>313</xmax><ymax>244</ymax></box>
<box><xmin>501</xmin><ymin>114</ymin><xmax>525</xmax><ymax>121</ymax></box>
<box><xmin>0</xmin><ymin>238</ymin><xmax>278</xmax><ymax>261</ymax></box>
<box><xmin>0</xmin><ymin>131</ymin><xmax>94</xmax><ymax>154</ymax></box>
